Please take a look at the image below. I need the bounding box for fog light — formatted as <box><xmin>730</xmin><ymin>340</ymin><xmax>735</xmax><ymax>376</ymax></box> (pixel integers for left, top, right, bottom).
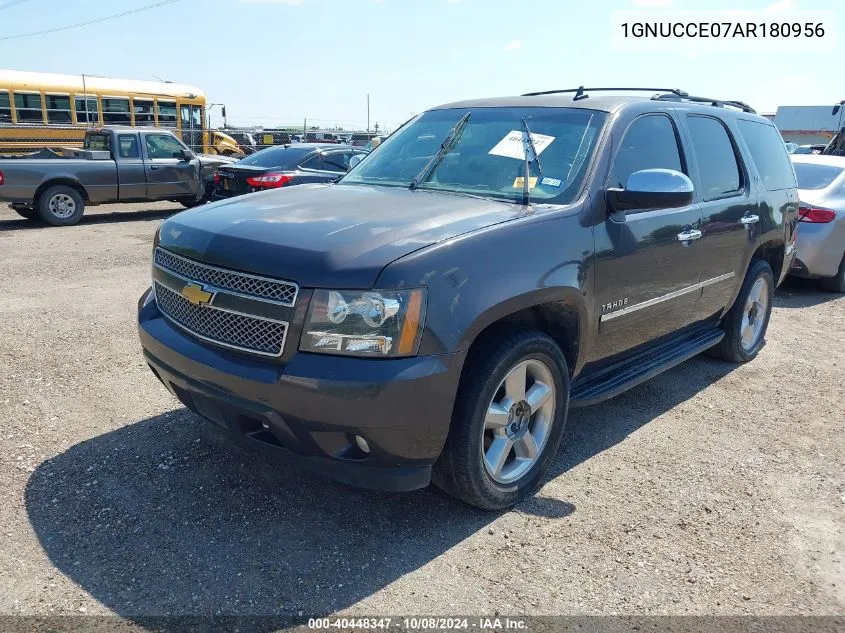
<box><xmin>354</xmin><ymin>435</ymin><xmax>370</xmax><ymax>454</ymax></box>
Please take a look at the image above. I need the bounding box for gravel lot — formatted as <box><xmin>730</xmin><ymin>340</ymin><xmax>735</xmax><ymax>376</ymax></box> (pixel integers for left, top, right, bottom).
<box><xmin>0</xmin><ymin>202</ymin><xmax>843</xmax><ymax>619</ymax></box>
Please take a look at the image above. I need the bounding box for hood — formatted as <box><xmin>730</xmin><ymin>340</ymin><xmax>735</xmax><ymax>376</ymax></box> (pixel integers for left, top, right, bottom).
<box><xmin>157</xmin><ymin>183</ymin><xmax>522</xmax><ymax>288</ymax></box>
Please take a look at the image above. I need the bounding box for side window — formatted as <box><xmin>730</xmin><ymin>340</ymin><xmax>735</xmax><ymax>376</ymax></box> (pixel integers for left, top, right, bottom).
<box><xmin>117</xmin><ymin>134</ymin><xmax>140</xmax><ymax>158</ymax></box>
<box><xmin>157</xmin><ymin>101</ymin><xmax>177</xmax><ymax>127</ymax></box>
<box><xmin>608</xmin><ymin>114</ymin><xmax>684</xmax><ymax>190</ymax></box>
<box><xmin>102</xmin><ymin>97</ymin><xmax>130</xmax><ymax>124</ymax></box>
<box><xmin>736</xmin><ymin>119</ymin><xmax>797</xmax><ymax>191</ymax></box>
<box><xmin>145</xmin><ymin>134</ymin><xmax>186</xmax><ymax>159</ymax></box>
<box><xmin>0</xmin><ymin>91</ymin><xmax>10</xmax><ymax>123</ymax></box>
<box><xmin>45</xmin><ymin>94</ymin><xmax>72</xmax><ymax>124</ymax></box>
<box><xmin>686</xmin><ymin>116</ymin><xmax>742</xmax><ymax>201</ymax></box>
<box><xmin>133</xmin><ymin>99</ymin><xmax>155</xmax><ymax>126</ymax></box>
<box><xmin>322</xmin><ymin>151</ymin><xmax>351</xmax><ymax>172</ymax></box>
<box><xmin>300</xmin><ymin>154</ymin><xmax>322</xmax><ymax>170</ymax></box>
<box><xmin>74</xmin><ymin>96</ymin><xmax>99</xmax><ymax>124</ymax></box>
<box><xmin>13</xmin><ymin>92</ymin><xmax>44</xmax><ymax>123</ymax></box>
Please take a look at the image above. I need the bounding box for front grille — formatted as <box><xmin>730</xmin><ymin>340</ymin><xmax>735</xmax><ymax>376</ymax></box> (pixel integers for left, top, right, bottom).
<box><xmin>154</xmin><ymin>247</ymin><xmax>298</xmax><ymax>306</ymax></box>
<box><xmin>154</xmin><ymin>282</ymin><xmax>288</xmax><ymax>357</ymax></box>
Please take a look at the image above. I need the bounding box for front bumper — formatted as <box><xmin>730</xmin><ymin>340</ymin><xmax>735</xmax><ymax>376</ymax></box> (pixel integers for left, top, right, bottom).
<box><xmin>137</xmin><ymin>288</ymin><xmax>463</xmax><ymax>492</ymax></box>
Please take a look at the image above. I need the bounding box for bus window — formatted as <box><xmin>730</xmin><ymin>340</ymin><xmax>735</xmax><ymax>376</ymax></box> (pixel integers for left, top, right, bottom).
<box><xmin>45</xmin><ymin>94</ymin><xmax>72</xmax><ymax>124</ymax></box>
<box><xmin>75</xmin><ymin>96</ymin><xmax>99</xmax><ymax>124</ymax></box>
<box><xmin>102</xmin><ymin>97</ymin><xmax>131</xmax><ymax>124</ymax></box>
<box><xmin>13</xmin><ymin>92</ymin><xmax>44</xmax><ymax>123</ymax></box>
<box><xmin>0</xmin><ymin>91</ymin><xmax>10</xmax><ymax>123</ymax></box>
<box><xmin>157</xmin><ymin>100</ymin><xmax>176</xmax><ymax>127</ymax></box>
<box><xmin>133</xmin><ymin>98</ymin><xmax>155</xmax><ymax>126</ymax></box>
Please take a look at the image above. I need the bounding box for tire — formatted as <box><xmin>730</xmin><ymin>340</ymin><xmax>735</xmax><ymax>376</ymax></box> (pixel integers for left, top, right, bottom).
<box><xmin>10</xmin><ymin>204</ymin><xmax>37</xmax><ymax>220</ymax></box>
<box><xmin>432</xmin><ymin>328</ymin><xmax>570</xmax><ymax>510</ymax></box>
<box><xmin>36</xmin><ymin>185</ymin><xmax>85</xmax><ymax>226</ymax></box>
<box><xmin>707</xmin><ymin>259</ymin><xmax>774</xmax><ymax>363</ymax></box>
<box><xmin>819</xmin><ymin>256</ymin><xmax>845</xmax><ymax>293</ymax></box>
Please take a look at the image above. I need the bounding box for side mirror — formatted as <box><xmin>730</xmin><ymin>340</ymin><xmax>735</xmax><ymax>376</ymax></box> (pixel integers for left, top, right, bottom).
<box><xmin>179</xmin><ymin>149</ymin><xmax>194</xmax><ymax>161</ymax></box>
<box><xmin>348</xmin><ymin>154</ymin><xmax>363</xmax><ymax>170</ymax></box>
<box><xmin>606</xmin><ymin>168</ymin><xmax>694</xmax><ymax>214</ymax></box>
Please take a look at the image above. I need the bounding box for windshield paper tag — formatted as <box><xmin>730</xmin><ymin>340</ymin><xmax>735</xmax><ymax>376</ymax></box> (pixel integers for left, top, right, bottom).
<box><xmin>489</xmin><ymin>131</ymin><xmax>555</xmax><ymax>160</ymax></box>
<box><xmin>541</xmin><ymin>177</ymin><xmax>562</xmax><ymax>187</ymax></box>
<box><xmin>512</xmin><ymin>176</ymin><xmax>538</xmax><ymax>189</ymax></box>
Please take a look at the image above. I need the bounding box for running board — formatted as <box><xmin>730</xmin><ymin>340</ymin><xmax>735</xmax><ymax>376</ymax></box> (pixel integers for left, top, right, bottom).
<box><xmin>569</xmin><ymin>327</ymin><xmax>724</xmax><ymax>408</ymax></box>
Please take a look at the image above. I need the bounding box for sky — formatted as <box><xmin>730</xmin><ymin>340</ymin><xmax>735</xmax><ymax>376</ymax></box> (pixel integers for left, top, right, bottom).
<box><xmin>0</xmin><ymin>0</ymin><xmax>842</xmax><ymax>131</ymax></box>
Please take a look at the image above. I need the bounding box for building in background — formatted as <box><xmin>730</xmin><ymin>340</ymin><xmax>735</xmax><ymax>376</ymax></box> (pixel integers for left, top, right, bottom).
<box><xmin>773</xmin><ymin>105</ymin><xmax>842</xmax><ymax>145</ymax></box>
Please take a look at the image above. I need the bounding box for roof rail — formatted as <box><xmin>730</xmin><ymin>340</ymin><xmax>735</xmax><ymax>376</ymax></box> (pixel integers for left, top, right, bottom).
<box><xmin>651</xmin><ymin>92</ymin><xmax>757</xmax><ymax>113</ymax></box>
<box><xmin>521</xmin><ymin>86</ymin><xmax>688</xmax><ymax>100</ymax></box>
<box><xmin>521</xmin><ymin>86</ymin><xmax>757</xmax><ymax>114</ymax></box>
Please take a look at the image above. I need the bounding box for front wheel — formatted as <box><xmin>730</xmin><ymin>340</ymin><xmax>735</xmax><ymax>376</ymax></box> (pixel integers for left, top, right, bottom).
<box><xmin>37</xmin><ymin>185</ymin><xmax>85</xmax><ymax>226</ymax></box>
<box><xmin>432</xmin><ymin>329</ymin><xmax>569</xmax><ymax>510</ymax></box>
<box><xmin>707</xmin><ymin>259</ymin><xmax>774</xmax><ymax>363</ymax></box>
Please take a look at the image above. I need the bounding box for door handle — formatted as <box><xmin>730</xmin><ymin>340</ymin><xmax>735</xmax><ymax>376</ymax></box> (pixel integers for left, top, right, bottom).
<box><xmin>740</xmin><ymin>214</ymin><xmax>760</xmax><ymax>226</ymax></box>
<box><xmin>149</xmin><ymin>165</ymin><xmax>160</xmax><ymax>170</ymax></box>
<box><xmin>677</xmin><ymin>229</ymin><xmax>703</xmax><ymax>244</ymax></box>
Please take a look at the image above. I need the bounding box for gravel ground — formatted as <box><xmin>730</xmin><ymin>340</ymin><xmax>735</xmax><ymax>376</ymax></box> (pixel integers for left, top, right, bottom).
<box><xmin>0</xmin><ymin>202</ymin><xmax>843</xmax><ymax>619</ymax></box>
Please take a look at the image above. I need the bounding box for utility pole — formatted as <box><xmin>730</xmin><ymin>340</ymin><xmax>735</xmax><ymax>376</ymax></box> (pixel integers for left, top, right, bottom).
<box><xmin>367</xmin><ymin>94</ymin><xmax>370</xmax><ymax>132</ymax></box>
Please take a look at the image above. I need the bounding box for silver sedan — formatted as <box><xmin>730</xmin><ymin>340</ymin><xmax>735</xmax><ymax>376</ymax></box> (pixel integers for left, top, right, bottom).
<box><xmin>790</xmin><ymin>155</ymin><xmax>845</xmax><ymax>292</ymax></box>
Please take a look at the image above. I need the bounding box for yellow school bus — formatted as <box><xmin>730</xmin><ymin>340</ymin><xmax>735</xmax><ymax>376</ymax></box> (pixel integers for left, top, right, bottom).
<box><xmin>0</xmin><ymin>69</ymin><xmax>243</xmax><ymax>156</ymax></box>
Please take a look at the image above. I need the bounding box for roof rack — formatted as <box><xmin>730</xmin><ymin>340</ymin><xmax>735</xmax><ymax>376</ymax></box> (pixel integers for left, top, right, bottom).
<box><xmin>521</xmin><ymin>86</ymin><xmax>688</xmax><ymax>100</ymax></box>
<box><xmin>651</xmin><ymin>92</ymin><xmax>756</xmax><ymax>114</ymax></box>
<box><xmin>521</xmin><ymin>86</ymin><xmax>756</xmax><ymax>113</ymax></box>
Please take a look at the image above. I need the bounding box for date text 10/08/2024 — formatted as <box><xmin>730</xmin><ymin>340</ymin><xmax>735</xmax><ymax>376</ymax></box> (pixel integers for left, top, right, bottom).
<box><xmin>308</xmin><ymin>617</ymin><xmax>528</xmax><ymax>630</ymax></box>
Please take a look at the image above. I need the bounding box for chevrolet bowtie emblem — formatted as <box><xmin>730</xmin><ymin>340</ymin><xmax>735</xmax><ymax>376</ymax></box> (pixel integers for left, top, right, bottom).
<box><xmin>181</xmin><ymin>282</ymin><xmax>213</xmax><ymax>306</ymax></box>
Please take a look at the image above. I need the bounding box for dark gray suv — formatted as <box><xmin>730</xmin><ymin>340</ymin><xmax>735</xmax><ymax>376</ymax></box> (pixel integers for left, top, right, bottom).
<box><xmin>138</xmin><ymin>88</ymin><xmax>798</xmax><ymax>509</ymax></box>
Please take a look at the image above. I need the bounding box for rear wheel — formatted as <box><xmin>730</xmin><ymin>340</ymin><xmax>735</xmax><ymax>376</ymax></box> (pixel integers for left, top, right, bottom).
<box><xmin>37</xmin><ymin>185</ymin><xmax>85</xmax><ymax>226</ymax></box>
<box><xmin>432</xmin><ymin>329</ymin><xmax>569</xmax><ymax>510</ymax></box>
<box><xmin>707</xmin><ymin>260</ymin><xmax>774</xmax><ymax>363</ymax></box>
<box><xmin>819</xmin><ymin>256</ymin><xmax>845</xmax><ymax>293</ymax></box>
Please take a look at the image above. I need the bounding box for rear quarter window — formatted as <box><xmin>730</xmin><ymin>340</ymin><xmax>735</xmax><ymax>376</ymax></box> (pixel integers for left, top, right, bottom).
<box><xmin>736</xmin><ymin>119</ymin><xmax>797</xmax><ymax>191</ymax></box>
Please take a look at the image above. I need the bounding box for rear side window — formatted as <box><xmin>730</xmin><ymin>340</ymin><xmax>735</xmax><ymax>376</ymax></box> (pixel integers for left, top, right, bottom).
<box><xmin>322</xmin><ymin>151</ymin><xmax>352</xmax><ymax>172</ymax></box>
<box><xmin>608</xmin><ymin>114</ymin><xmax>684</xmax><ymax>190</ymax></box>
<box><xmin>736</xmin><ymin>120</ymin><xmax>798</xmax><ymax>191</ymax></box>
<box><xmin>792</xmin><ymin>162</ymin><xmax>844</xmax><ymax>190</ymax></box>
<box><xmin>686</xmin><ymin>116</ymin><xmax>742</xmax><ymax>201</ymax></box>
<box><xmin>300</xmin><ymin>154</ymin><xmax>323</xmax><ymax>170</ymax></box>
<box><xmin>118</xmin><ymin>134</ymin><xmax>140</xmax><ymax>158</ymax></box>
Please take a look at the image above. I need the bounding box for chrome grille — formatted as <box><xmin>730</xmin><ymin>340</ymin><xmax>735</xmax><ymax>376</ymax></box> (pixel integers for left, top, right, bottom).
<box><xmin>154</xmin><ymin>247</ymin><xmax>298</xmax><ymax>306</ymax></box>
<box><xmin>154</xmin><ymin>282</ymin><xmax>287</xmax><ymax>357</ymax></box>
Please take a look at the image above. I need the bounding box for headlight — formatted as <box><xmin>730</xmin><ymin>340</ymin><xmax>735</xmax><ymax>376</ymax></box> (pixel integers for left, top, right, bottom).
<box><xmin>300</xmin><ymin>288</ymin><xmax>426</xmax><ymax>357</ymax></box>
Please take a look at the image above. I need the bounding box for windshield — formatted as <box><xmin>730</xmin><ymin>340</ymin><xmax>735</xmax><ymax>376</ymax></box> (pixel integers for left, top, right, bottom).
<box><xmin>341</xmin><ymin>107</ymin><xmax>608</xmax><ymax>204</ymax></box>
<box><xmin>794</xmin><ymin>162</ymin><xmax>845</xmax><ymax>190</ymax></box>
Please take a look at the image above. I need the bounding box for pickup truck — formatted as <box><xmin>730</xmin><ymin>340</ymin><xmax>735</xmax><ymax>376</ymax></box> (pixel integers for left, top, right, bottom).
<box><xmin>0</xmin><ymin>127</ymin><xmax>235</xmax><ymax>226</ymax></box>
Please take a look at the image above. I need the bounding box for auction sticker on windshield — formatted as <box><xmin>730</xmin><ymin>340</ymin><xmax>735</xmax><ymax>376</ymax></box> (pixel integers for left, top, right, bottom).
<box><xmin>489</xmin><ymin>131</ymin><xmax>555</xmax><ymax>160</ymax></box>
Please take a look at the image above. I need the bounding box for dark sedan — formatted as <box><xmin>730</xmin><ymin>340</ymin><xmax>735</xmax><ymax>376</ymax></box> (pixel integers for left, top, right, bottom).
<box><xmin>212</xmin><ymin>144</ymin><xmax>366</xmax><ymax>199</ymax></box>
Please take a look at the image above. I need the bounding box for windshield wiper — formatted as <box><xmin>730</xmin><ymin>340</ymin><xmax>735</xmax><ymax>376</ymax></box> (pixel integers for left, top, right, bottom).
<box><xmin>520</xmin><ymin>117</ymin><xmax>543</xmax><ymax>206</ymax></box>
<box><xmin>409</xmin><ymin>112</ymin><xmax>471</xmax><ymax>190</ymax></box>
